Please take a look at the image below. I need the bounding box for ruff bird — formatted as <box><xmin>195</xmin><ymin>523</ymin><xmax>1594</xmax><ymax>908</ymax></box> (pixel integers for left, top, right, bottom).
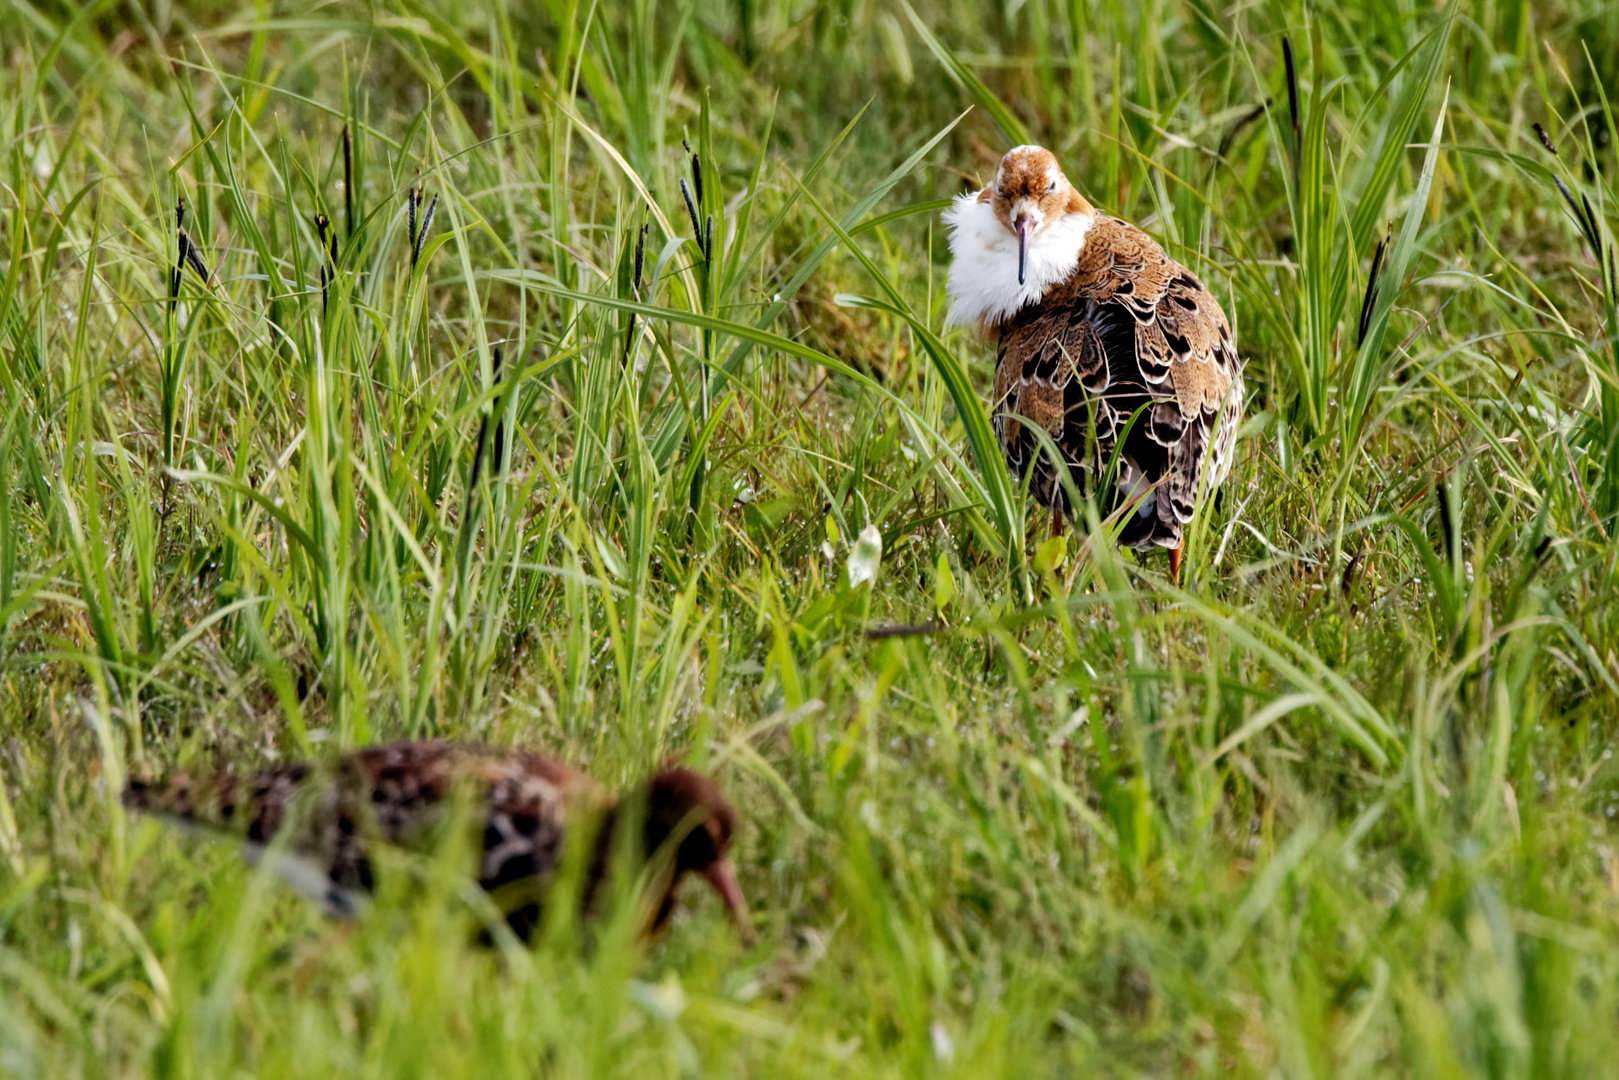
<box><xmin>944</xmin><ymin>145</ymin><xmax>1244</xmax><ymax>578</ymax></box>
<box><xmin>123</xmin><ymin>740</ymin><xmax>750</xmax><ymax>943</ymax></box>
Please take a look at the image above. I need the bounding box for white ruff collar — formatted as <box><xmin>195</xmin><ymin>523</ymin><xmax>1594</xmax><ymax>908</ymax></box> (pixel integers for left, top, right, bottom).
<box><xmin>942</xmin><ymin>195</ymin><xmax>1093</xmax><ymax>327</ymax></box>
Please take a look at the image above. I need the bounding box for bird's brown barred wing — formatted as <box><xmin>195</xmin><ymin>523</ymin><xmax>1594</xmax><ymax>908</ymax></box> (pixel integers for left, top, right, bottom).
<box><xmin>1138</xmin><ymin>257</ymin><xmax>1243</xmax><ymax>539</ymax></box>
<box><xmin>992</xmin><ymin>216</ymin><xmax>1243</xmax><ymax>547</ymax></box>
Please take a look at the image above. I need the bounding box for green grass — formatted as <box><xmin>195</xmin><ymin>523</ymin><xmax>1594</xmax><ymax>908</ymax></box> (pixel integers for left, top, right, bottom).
<box><xmin>3</xmin><ymin>0</ymin><xmax>1619</xmax><ymax>1074</ymax></box>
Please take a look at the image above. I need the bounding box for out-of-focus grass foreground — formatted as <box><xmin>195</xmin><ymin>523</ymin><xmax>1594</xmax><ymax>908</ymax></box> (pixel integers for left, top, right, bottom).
<box><xmin>2</xmin><ymin>0</ymin><xmax>1619</xmax><ymax>1074</ymax></box>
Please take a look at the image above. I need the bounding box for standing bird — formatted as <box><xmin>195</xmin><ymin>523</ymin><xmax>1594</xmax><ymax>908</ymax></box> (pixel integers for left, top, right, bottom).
<box><xmin>123</xmin><ymin>740</ymin><xmax>751</xmax><ymax>944</ymax></box>
<box><xmin>944</xmin><ymin>146</ymin><xmax>1243</xmax><ymax>579</ymax></box>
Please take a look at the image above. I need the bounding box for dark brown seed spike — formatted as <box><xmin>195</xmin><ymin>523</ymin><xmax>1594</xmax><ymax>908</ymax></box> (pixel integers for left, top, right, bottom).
<box><xmin>414</xmin><ymin>194</ymin><xmax>438</xmax><ymax>267</ymax></box>
<box><xmin>1533</xmin><ymin>122</ymin><xmax>1556</xmax><ymax>155</ymax></box>
<box><xmin>316</xmin><ymin>214</ymin><xmax>331</xmax><ymax>310</ymax></box>
<box><xmin>1282</xmin><ymin>35</ymin><xmax>1299</xmax><ymax>140</ymax></box>
<box><xmin>469</xmin><ymin>346</ymin><xmax>504</xmax><ymax>490</ymax></box>
<box><xmin>624</xmin><ymin>224</ymin><xmax>648</xmax><ymax>364</ymax></box>
<box><xmin>632</xmin><ymin>223</ymin><xmax>647</xmax><ymax>297</ymax></box>
<box><xmin>704</xmin><ymin>214</ymin><xmax>713</xmax><ymax>263</ymax></box>
<box><xmin>491</xmin><ymin>346</ymin><xmax>505</xmax><ymax>479</ymax></box>
<box><xmin>1580</xmin><ymin>191</ymin><xmax>1601</xmax><ymax>250</ymax></box>
<box><xmin>180</xmin><ymin>227</ymin><xmax>212</xmax><ymax>286</ymax></box>
<box><xmin>408</xmin><ymin>185</ymin><xmax>419</xmax><ymax>254</ymax></box>
<box><xmin>679</xmin><ymin>178</ymin><xmax>702</xmax><ymax>249</ymax></box>
<box><xmin>342</xmin><ymin>125</ymin><xmax>354</xmax><ymax>239</ymax></box>
<box><xmin>1554</xmin><ymin>177</ymin><xmax>1588</xmax><ymax>246</ymax></box>
<box><xmin>173</xmin><ymin>209</ymin><xmax>191</xmax><ymax>299</ymax></box>
<box><xmin>185</xmin><ymin>246</ymin><xmax>212</xmax><ymax>286</ymax></box>
<box><xmin>1358</xmin><ymin>233</ymin><xmax>1386</xmax><ymax>345</ymax></box>
<box><xmin>691</xmin><ymin>152</ymin><xmax>704</xmax><ymax>209</ymax></box>
<box><xmin>1358</xmin><ymin>286</ymin><xmax>1379</xmax><ymax>346</ymax></box>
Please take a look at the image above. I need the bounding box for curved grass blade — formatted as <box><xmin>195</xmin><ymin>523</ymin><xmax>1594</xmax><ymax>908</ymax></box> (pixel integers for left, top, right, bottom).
<box><xmin>900</xmin><ymin>0</ymin><xmax>1030</xmax><ymax>146</ymax></box>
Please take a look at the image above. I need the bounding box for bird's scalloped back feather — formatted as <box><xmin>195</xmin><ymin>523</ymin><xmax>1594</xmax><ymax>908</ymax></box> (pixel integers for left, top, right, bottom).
<box><xmin>990</xmin><ymin>215</ymin><xmax>1244</xmax><ymax>548</ymax></box>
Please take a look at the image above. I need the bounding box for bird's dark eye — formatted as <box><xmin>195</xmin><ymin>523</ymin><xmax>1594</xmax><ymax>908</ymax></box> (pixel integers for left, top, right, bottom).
<box><xmin>1047</xmin><ymin>181</ymin><xmax>1057</xmax><ymax>194</ymax></box>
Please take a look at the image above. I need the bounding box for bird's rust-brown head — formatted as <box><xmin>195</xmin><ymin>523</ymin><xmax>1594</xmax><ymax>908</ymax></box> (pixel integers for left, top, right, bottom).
<box><xmin>638</xmin><ymin>767</ymin><xmax>750</xmax><ymax>941</ymax></box>
<box><xmin>980</xmin><ymin>145</ymin><xmax>1095</xmax><ymax>285</ymax></box>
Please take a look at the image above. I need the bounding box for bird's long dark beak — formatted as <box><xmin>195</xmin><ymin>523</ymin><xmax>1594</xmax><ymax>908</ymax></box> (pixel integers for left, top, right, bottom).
<box><xmin>703</xmin><ymin>857</ymin><xmax>754</xmax><ymax>944</ymax></box>
<box><xmin>1015</xmin><ymin>215</ymin><xmax>1032</xmax><ymax>286</ymax></box>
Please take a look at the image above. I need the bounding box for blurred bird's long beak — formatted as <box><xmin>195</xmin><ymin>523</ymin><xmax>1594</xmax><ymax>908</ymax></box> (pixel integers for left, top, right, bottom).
<box><xmin>1014</xmin><ymin>212</ymin><xmax>1033</xmax><ymax>286</ymax></box>
<box><xmin>703</xmin><ymin>857</ymin><xmax>754</xmax><ymax>944</ymax></box>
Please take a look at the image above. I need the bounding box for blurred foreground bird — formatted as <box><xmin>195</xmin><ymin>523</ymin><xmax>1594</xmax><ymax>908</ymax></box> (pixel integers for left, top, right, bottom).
<box><xmin>944</xmin><ymin>145</ymin><xmax>1244</xmax><ymax>579</ymax></box>
<box><xmin>123</xmin><ymin>740</ymin><xmax>750</xmax><ymax>943</ymax></box>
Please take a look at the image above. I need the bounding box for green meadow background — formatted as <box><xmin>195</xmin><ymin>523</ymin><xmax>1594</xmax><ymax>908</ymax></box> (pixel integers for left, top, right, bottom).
<box><xmin>2</xmin><ymin>0</ymin><xmax>1619</xmax><ymax>1074</ymax></box>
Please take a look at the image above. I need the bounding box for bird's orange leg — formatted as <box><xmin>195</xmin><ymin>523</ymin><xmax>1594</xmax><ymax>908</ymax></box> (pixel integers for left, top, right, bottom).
<box><xmin>1168</xmin><ymin>539</ymin><xmax>1185</xmax><ymax>584</ymax></box>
